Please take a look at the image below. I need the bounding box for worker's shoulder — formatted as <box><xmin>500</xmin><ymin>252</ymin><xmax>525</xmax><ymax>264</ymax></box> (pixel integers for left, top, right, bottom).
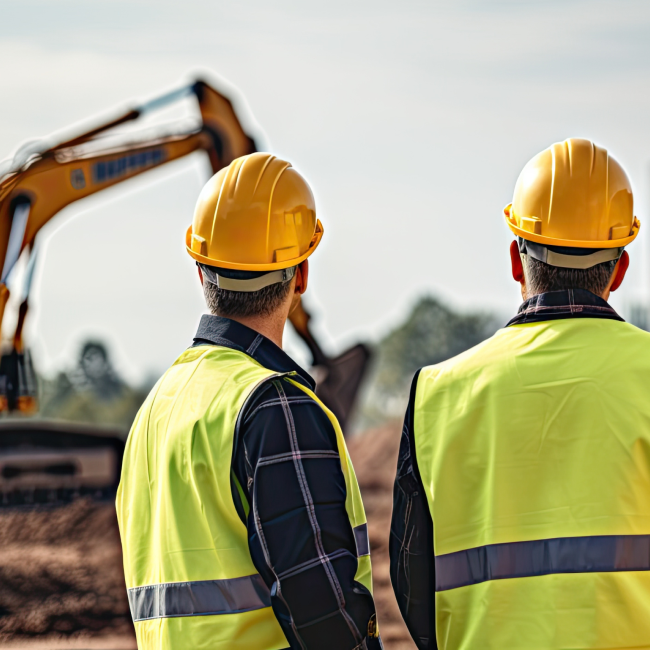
<box><xmin>176</xmin><ymin>345</ymin><xmax>317</xmax><ymax>406</ymax></box>
<box><xmin>598</xmin><ymin>318</ymin><xmax>650</xmax><ymax>341</ymax></box>
<box><xmin>144</xmin><ymin>344</ymin><xmax>280</xmax><ymax>411</ymax></box>
<box><xmin>175</xmin><ymin>343</ymin><xmax>253</xmax><ymax>366</ymax></box>
<box><xmin>416</xmin><ymin>318</ymin><xmax>650</xmax><ymax>390</ymax></box>
<box><xmin>595</xmin><ymin>319</ymin><xmax>650</xmax><ymax>366</ymax></box>
<box><xmin>170</xmin><ymin>344</ymin><xmax>278</xmax><ymax>381</ymax></box>
<box><xmin>247</xmin><ymin>372</ymin><xmax>316</xmax><ymax>402</ymax></box>
<box><xmin>242</xmin><ymin>374</ymin><xmax>320</xmax><ymax>419</ymax></box>
<box><xmin>416</xmin><ymin>327</ymin><xmax>511</xmax><ymax>385</ymax></box>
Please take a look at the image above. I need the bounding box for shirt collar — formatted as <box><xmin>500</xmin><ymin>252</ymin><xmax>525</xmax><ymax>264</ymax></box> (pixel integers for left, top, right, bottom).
<box><xmin>193</xmin><ymin>314</ymin><xmax>316</xmax><ymax>390</ymax></box>
<box><xmin>507</xmin><ymin>288</ymin><xmax>624</xmax><ymax>327</ymax></box>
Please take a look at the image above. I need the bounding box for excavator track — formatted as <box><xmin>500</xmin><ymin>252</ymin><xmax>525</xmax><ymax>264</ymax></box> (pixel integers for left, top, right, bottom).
<box><xmin>0</xmin><ymin>419</ymin><xmax>124</xmax><ymax>507</ymax></box>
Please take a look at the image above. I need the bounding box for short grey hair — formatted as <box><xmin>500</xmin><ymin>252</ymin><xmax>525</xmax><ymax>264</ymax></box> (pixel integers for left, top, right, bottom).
<box><xmin>202</xmin><ymin>273</ymin><xmax>293</xmax><ymax>318</ymax></box>
<box><xmin>522</xmin><ymin>255</ymin><xmax>618</xmax><ymax>298</ymax></box>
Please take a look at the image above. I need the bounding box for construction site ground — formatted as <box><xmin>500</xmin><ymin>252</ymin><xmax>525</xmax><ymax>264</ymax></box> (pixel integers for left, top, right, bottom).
<box><xmin>0</xmin><ymin>423</ymin><xmax>415</xmax><ymax>649</ymax></box>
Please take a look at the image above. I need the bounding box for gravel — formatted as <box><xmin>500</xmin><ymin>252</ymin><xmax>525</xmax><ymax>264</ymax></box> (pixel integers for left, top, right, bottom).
<box><xmin>0</xmin><ymin>422</ymin><xmax>414</xmax><ymax>649</ymax></box>
<box><xmin>0</xmin><ymin>499</ymin><xmax>135</xmax><ymax>648</ymax></box>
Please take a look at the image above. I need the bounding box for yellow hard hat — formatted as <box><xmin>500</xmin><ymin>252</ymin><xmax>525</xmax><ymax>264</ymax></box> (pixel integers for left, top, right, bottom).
<box><xmin>186</xmin><ymin>152</ymin><xmax>323</xmax><ymax>273</ymax></box>
<box><xmin>504</xmin><ymin>138</ymin><xmax>640</xmax><ymax>254</ymax></box>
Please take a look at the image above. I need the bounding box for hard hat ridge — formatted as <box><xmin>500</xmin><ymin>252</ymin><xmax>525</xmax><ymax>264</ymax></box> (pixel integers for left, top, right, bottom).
<box><xmin>221</xmin><ymin>153</ymin><xmax>290</xmax><ymax>210</ymax></box>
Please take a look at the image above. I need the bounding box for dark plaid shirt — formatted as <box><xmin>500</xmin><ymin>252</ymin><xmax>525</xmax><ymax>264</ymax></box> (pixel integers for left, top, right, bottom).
<box><xmin>193</xmin><ymin>315</ymin><xmax>380</xmax><ymax>650</ymax></box>
<box><xmin>389</xmin><ymin>289</ymin><xmax>624</xmax><ymax>650</ymax></box>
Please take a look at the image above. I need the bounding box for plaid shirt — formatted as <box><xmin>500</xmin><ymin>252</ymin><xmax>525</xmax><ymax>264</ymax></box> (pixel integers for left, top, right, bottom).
<box><xmin>390</xmin><ymin>289</ymin><xmax>624</xmax><ymax>650</ymax></box>
<box><xmin>193</xmin><ymin>315</ymin><xmax>381</xmax><ymax>650</ymax></box>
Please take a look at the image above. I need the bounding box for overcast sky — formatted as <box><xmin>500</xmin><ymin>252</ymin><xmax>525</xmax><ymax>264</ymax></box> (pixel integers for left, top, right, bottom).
<box><xmin>2</xmin><ymin>0</ymin><xmax>650</xmax><ymax>382</ymax></box>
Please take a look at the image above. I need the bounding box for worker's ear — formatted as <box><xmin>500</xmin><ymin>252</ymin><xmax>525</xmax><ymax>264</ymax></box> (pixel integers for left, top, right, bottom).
<box><xmin>295</xmin><ymin>260</ymin><xmax>309</xmax><ymax>295</ymax></box>
<box><xmin>197</xmin><ymin>265</ymin><xmax>204</xmax><ymax>285</ymax></box>
<box><xmin>510</xmin><ymin>240</ymin><xmax>524</xmax><ymax>284</ymax></box>
<box><xmin>609</xmin><ymin>250</ymin><xmax>630</xmax><ymax>293</ymax></box>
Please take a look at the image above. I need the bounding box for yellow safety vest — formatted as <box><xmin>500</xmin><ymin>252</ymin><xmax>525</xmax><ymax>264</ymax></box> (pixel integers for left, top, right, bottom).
<box><xmin>414</xmin><ymin>318</ymin><xmax>650</xmax><ymax>649</ymax></box>
<box><xmin>116</xmin><ymin>345</ymin><xmax>372</xmax><ymax>650</ymax></box>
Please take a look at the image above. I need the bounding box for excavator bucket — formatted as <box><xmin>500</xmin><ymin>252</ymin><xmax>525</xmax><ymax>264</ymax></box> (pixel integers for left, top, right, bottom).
<box><xmin>289</xmin><ymin>299</ymin><xmax>371</xmax><ymax>434</ymax></box>
<box><xmin>313</xmin><ymin>343</ymin><xmax>371</xmax><ymax>434</ymax></box>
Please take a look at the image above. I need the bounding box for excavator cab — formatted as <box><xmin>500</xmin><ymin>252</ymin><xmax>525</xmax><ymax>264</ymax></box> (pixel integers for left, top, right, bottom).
<box><xmin>289</xmin><ymin>301</ymin><xmax>370</xmax><ymax>433</ymax></box>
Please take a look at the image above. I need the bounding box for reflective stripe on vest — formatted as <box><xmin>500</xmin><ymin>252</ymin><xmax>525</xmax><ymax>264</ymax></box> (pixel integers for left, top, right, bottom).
<box><xmin>129</xmin><ymin>524</ymin><xmax>371</xmax><ymax>623</ymax></box>
<box><xmin>128</xmin><ymin>574</ymin><xmax>271</xmax><ymax>622</ymax></box>
<box><xmin>117</xmin><ymin>345</ymin><xmax>373</xmax><ymax>650</ymax></box>
<box><xmin>414</xmin><ymin>318</ymin><xmax>650</xmax><ymax>648</ymax></box>
<box><xmin>354</xmin><ymin>523</ymin><xmax>370</xmax><ymax>557</ymax></box>
<box><xmin>435</xmin><ymin>534</ymin><xmax>650</xmax><ymax>592</ymax></box>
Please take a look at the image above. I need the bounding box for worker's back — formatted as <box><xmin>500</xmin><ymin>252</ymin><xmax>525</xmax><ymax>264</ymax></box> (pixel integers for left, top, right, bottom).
<box><xmin>116</xmin><ymin>345</ymin><xmax>289</xmax><ymax>650</ymax></box>
<box><xmin>117</xmin><ymin>152</ymin><xmax>382</xmax><ymax>650</ymax></box>
<box><xmin>414</xmin><ymin>317</ymin><xmax>650</xmax><ymax>648</ymax></box>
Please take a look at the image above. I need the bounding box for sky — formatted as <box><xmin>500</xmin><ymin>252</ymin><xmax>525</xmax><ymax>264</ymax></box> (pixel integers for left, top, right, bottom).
<box><xmin>2</xmin><ymin>0</ymin><xmax>650</xmax><ymax>382</ymax></box>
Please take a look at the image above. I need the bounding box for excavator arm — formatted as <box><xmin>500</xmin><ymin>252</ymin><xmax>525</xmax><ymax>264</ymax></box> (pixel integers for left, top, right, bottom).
<box><xmin>0</xmin><ymin>79</ymin><xmax>370</xmax><ymax>431</ymax></box>
<box><xmin>0</xmin><ymin>81</ymin><xmax>256</xmax><ymax>412</ymax></box>
<box><xmin>0</xmin><ymin>81</ymin><xmax>255</xmax><ymax>327</ymax></box>
<box><xmin>0</xmin><ymin>131</ymin><xmax>210</xmax><ymax>317</ymax></box>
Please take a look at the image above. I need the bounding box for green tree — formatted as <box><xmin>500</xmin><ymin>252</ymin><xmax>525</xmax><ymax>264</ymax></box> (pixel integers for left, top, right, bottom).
<box><xmin>357</xmin><ymin>297</ymin><xmax>500</xmax><ymax>428</ymax></box>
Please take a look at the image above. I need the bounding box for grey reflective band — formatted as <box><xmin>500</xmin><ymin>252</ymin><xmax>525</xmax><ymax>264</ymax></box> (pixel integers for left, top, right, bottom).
<box><xmin>435</xmin><ymin>534</ymin><xmax>650</xmax><ymax>592</ymax></box>
<box><xmin>201</xmin><ymin>266</ymin><xmax>296</xmax><ymax>292</ymax></box>
<box><xmin>128</xmin><ymin>574</ymin><xmax>272</xmax><ymax>622</ymax></box>
<box><xmin>520</xmin><ymin>237</ymin><xmax>623</xmax><ymax>270</ymax></box>
<box><xmin>354</xmin><ymin>523</ymin><xmax>370</xmax><ymax>557</ymax></box>
<box><xmin>543</xmin><ymin>248</ymin><xmax>621</xmax><ymax>269</ymax></box>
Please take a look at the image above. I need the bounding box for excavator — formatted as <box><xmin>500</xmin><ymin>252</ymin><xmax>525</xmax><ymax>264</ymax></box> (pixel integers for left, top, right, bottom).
<box><xmin>0</xmin><ymin>78</ymin><xmax>370</xmax><ymax>505</ymax></box>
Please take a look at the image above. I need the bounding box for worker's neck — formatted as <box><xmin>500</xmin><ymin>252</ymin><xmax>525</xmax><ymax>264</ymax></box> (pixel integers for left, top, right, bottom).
<box><xmin>220</xmin><ymin>311</ymin><xmax>287</xmax><ymax>349</ymax></box>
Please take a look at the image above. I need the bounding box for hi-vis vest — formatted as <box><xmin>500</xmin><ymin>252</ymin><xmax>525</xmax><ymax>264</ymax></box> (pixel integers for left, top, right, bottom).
<box><xmin>414</xmin><ymin>318</ymin><xmax>650</xmax><ymax>649</ymax></box>
<box><xmin>116</xmin><ymin>345</ymin><xmax>372</xmax><ymax>650</ymax></box>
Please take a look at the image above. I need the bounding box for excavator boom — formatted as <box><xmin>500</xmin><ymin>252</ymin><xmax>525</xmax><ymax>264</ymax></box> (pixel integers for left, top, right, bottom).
<box><xmin>0</xmin><ymin>81</ymin><xmax>257</xmax><ymax>415</ymax></box>
<box><xmin>0</xmin><ymin>77</ymin><xmax>370</xmax><ymax>438</ymax></box>
<box><xmin>0</xmin><ymin>81</ymin><xmax>256</xmax><ymax>327</ymax></box>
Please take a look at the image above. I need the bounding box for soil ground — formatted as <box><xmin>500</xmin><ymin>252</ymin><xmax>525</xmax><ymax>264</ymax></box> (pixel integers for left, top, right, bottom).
<box><xmin>347</xmin><ymin>423</ymin><xmax>417</xmax><ymax>650</ymax></box>
<box><xmin>0</xmin><ymin>423</ymin><xmax>415</xmax><ymax>649</ymax></box>
<box><xmin>0</xmin><ymin>499</ymin><xmax>135</xmax><ymax>649</ymax></box>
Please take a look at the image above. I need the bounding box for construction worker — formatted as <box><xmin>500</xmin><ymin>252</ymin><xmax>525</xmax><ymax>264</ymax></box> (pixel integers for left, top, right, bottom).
<box><xmin>116</xmin><ymin>153</ymin><xmax>381</xmax><ymax>650</ymax></box>
<box><xmin>390</xmin><ymin>138</ymin><xmax>650</xmax><ymax>649</ymax></box>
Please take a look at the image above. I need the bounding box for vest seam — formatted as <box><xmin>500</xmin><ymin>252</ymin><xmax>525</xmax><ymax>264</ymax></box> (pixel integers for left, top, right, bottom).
<box><xmin>235</xmin><ymin>373</ymin><xmax>293</xmax><ymax>496</ymax></box>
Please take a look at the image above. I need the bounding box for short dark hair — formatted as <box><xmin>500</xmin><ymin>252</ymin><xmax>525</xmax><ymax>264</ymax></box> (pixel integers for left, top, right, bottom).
<box><xmin>523</xmin><ymin>255</ymin><xmax>618</xmax><ymax>297</ymax></box>
<box><xmin>202</xmin><ymin>274</ymin><xmax>292</xmax><ymax>318</ymax></box>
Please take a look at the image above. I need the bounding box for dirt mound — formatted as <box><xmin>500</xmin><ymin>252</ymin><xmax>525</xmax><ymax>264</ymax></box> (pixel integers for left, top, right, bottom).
<box><xmin>0</xmin><ymin>423</ymin><xmax>414</xmax><ymax>649</ymax></box>
<box><xmin>348</xmin><ymin>423</ymin><xmax>416</xmax><ymax>650</ymax></box>
<box><xmin>0</xmin><ymin>499</ymin><xmax>135</xmax><ymax>648</ymax></box>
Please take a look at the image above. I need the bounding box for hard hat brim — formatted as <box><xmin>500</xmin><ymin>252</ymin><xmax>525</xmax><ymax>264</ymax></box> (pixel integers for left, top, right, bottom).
<box><xmin>504</xmin><ymin>211</ymin><xmax>640</xmax><ymax>249</ymax></box>
<box><xmin>186</xmin><ymin>219</ymin><xmax>324</xmax><ymax>271</ymax></box>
